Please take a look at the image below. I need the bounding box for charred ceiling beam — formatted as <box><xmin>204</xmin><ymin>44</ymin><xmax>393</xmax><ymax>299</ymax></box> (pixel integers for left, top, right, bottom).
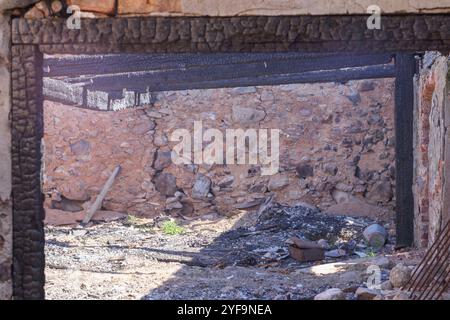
<box><xmin>84</xmin><ymin>63</ymin><xmax>395</xmax><ymax>94</ymax></box>
<box><xmin>43</xmin><ymin>53</ymin><xmax>394</xmax><ymax>78</ymax></box>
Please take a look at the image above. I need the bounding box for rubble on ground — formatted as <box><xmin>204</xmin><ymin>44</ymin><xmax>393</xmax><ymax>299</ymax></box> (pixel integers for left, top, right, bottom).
<box><xmin>199</xmin><ymin>203</ymin><xmax>395</xmax><ymax>268</ymax></box>
<box><xmin>43</xmin><ymin>202</ymin><xmax>416</xmax><ymax>300</ymax></box>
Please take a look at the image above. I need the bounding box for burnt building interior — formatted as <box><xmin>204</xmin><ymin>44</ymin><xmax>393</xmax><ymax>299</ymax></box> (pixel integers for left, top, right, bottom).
<box><xmin>1</xmin><ymin>1</ymin><xmax>450</xmax><ymax>301</ymax></box>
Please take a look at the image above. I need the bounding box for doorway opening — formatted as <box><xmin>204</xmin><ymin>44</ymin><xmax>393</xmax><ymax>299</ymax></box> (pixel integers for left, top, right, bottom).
<box><xmin>41</xmin><ymin>52</ymin><xmax>401</xmax><ymax>299</ymax></box>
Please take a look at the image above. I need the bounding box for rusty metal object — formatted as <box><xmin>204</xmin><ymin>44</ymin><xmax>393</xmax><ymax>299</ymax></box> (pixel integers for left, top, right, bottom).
<box><xmin>288</xmin><ymin>237</ymin><xmax>325</xmax><ymax>262</ymax></box>
<box><xmin>289</xmin><ymin>246</ymin><xmax>325</xmax><ymax>262</ymax></box>
<box><xmin>403</xmin><ymin>220</ymin><xmax>450</xmax><ymax>300</ymax></box>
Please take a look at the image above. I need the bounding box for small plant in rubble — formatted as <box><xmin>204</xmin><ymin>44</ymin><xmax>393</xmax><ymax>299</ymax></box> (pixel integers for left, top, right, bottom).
<box><xmin>161</xmin><ymin>220</ymin><xmax>184</xmax><ymax>235</ymax></box>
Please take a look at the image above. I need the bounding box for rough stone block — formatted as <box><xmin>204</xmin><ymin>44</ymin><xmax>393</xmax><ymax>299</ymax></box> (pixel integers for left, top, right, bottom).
<box><xmin>118</xmin><ymin>0</ymin><xmax>182</xmax><ymax>15</ymax></box>
<box><xmin>66</xmin><ymin>0</ymin><xmax>115</xmax><ymax>15</ymax></box>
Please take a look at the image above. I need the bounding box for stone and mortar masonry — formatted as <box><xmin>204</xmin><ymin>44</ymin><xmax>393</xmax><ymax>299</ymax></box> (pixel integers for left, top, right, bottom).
<box><xmin>0</xmin><ymin>10</ymin><xmax>12</xmax><ymax>300</ymax></box>
<box><xmin>414</xmin><ymin>53</ymin><xmax>450</xmax><ymax>248</ymax></box>
<box><xmin>43</xmin><ymin>79</ymin><xmax>396</xmax><ymax>221</ymax></box>
<box><xmin>54</xmin><ymin>0</ymin><xmax>450</xmax><ymax>16</ymax></box>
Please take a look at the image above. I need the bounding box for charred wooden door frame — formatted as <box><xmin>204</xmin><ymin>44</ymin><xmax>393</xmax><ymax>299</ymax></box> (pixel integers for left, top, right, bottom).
<box><xmin>395</xmin><ymin>54</ymin><xmax>417</xmax><ymax>248</ymax></box>
<box><xmin>11</xmin><ymin>15</ymin><xmax>447</xmax><ymax>299</ymax></box>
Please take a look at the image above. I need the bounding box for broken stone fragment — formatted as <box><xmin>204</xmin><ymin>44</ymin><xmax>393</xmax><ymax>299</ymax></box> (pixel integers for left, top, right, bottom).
<box><xmin>35</xmin><ymin>1</ymin><xmax>50</xmax><ymax>16</ymax></box>
<box><xmin>174</xmin><ymin>191</ymin><xmax>185</xmax><ymax>200</ymax></box>
<box><xmin>66</xmin><ymin>0</ymin><xmax>115</xmax><ymax>14</ymax></box>
<box><xmin>153</xmin><ymin>133</ymin><xmax>168</xmax><ymax>147</ymax></box>
<box><xmin>145</xmin><ymin>111</ymin><xmax>163</xmax><ymax>118</ymax></box>
<box><xmin>314</xmin><ymin>288</ymin><xmax>346</xmax><ymax>300</ymax></box>
<box><xmin>335</xmin><ymin>182</ymin><xmax>353</xmax><ymax>192</ymax></box>
<box><xmin>260</xmin><ymin>90</ymin><xmax>274</xmax><ymax>102</ymax></box>
<box><xmin>331</xmin><ymin>189</ymin><xmax>351</xmax><ymax>204</ymax></box>
<box><xmin>370</xmin><ymin>256</ymin><xmax>393</xmax><ymax>269</ymax></box>
<box><xmin>249</xmin><ymin>181</ymin><xmax>267</xmax><ymax>193</ymax></box>
<box><xmin>24</xmin><ymin>5</ymin><xmax>44</xmax><ymax>19</ymax></box>
<box><xmin>192</xmin><ymin>174</ymin><xmax>211</xmax><ymax>199</ymax></box>
<box><xmin>217</xmin><ymin>175</ymin><xmax>234</xmax><ymax>188</ymax></box>
<box><xmin>392</xmin><ymin>292</ymin><xmax>410</xmax><ymax>300</ymax></box>
<box><xmin>324</xmin><ymin>163</ymin><xmax>338</xmax><ymax>176</ymax></box>
<box><xmin>234</xmin><ymin>199</ymin><xmax>264</xmax><ymax>209</ymax></box>
<box><xmin>355</xmin><ymin>287</ymin><xmax>379</xmax><ymax>300</ymax></box>
<box><xmin>380</xmin><ymin>280</ymin><xmax>393</xmax><ymax>291</ymax></box>
<box><xmin>295</xmin><ymin>163</ymin><xmax>314</xmax><ymax>179</ymax></box>
<box><xmin>317</xmin><ymin>239</ymin><xmax>330</xmax><ymax>249</ymax></box>
<box><xmin>325</xmin><ymin>248</ymin><xmax>347</xmax><ymax>258</ymax></box>
<box><xmin>131</xmin><ymin>120</ymin><xmax>155</xmax><ymax>135</ymax></box>
<box><xmin>389</xmin><ymin>263</ymin><xmax>412</xmax><ymax>288</ymax></box>
<box><xmin>346</xmin><ymin>88</ymin><xmax>361</xmax><ymax>105</ymax></box>
<box><xmin>232</xmin><ymin>105</ymin><xmax>265</xmax><ymax>124</ymax></box>
<box><xmin>267</xmin><ymin>174</ymin><xmax>289</xmax><ymax>191</ymax></box>
<box><xmin>166</xmin><ymin>200</ymin><xmax>183</xmax><ymax>210</ymax></box>
<box><xmin>153</xmin><ymin>150</ymin><xmax>172</xmax><ymax>171</ymax></box>
<box><xmin>165</xmin><ymin>197</ymin><xmax>179</xmax><ymax>204</ymax></box>
<box><xmin>70</xmin><ymin>139</ymin><xmax>90</xmax><ymax>156</ymax></box>
<box><xmin>367</xmin><ymin>180</ymin><xmax>393</xmax><ymax>203</ymax></box>
<box><xmin>359</xmin><ymin>81</ymin><xmax>376</xmax><ymax>92</ymax></box>
<box><xmin>158</xmin><ymin>108</ymin><xmax>172</xmax><ymax>115</ymax></box>
<box><xmin>339</xmin><ymin>271</ymin><xmax>361</xmax><ymax>284</ymax></box>
<box><xmin>180</xmin><ymin>200</ymin><xmax>194</xmax><ymax>216</ymax></box>
<box><xmin>232</xmin><ymin>86</ymin><xmax>256</xmax><ymax>94</ymax></box>
<box><xmin>153</xmin><ymin>172</ymin><xmax>177</xmax><ymax>196</ymax></box>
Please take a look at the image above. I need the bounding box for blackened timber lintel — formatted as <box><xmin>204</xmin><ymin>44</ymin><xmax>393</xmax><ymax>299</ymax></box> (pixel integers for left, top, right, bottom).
<box><xmin>43</xmin><ymin>53</ymin><xmax>394</xmax><ymax>78</ymax></box>
<box><xmin>86</xmin><ymin>64</ymin><xmax>395</xmax><ymax>95</ymax></box>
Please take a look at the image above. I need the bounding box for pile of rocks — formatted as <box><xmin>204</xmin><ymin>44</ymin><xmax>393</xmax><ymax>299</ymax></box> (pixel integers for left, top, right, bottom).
<box><xmin>314</xmin><ymin>261</ymin><xmax>414</xmax><ymax>300</ymax></box>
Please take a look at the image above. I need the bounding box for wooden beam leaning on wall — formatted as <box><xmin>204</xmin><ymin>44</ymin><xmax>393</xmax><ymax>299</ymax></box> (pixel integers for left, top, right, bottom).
<box><xmin>81</xmin><ymin>165</ymin><xmax>121</xmax><ymax>226</ymax></box>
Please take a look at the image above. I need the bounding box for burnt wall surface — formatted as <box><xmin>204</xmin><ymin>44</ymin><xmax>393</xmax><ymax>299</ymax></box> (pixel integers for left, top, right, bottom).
<box><xmin>11</xmin><ymin>44</ymin><xmax>45</xmax><ymax>300</ymax></box>
<box><xmin>414</xmin><ymin>53</ymin><xmax>450</xmax><ymax>248</ymax></box>
<box><xmin>43</xmin><ymin>79</ymin><xmax>395</xmax><ymax>222</ymax></box>
<box><xmin>10</xmin><ymin>15</ymin><xmax>450</xmax><ymax>55</ymax></box>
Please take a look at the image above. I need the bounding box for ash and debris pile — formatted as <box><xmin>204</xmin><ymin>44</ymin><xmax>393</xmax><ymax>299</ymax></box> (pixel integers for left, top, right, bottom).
<box><xmin>197</xmin><ymin>203</ymin><xmax>393</xmax><ymax>268</ymax></box>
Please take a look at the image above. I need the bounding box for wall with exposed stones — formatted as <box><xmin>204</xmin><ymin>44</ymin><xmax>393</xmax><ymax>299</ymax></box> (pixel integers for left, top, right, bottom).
<box><xmin>0</xmin><ymin>11</ymin><xmax>12</xmax><ymax>300</ymax></box>
<box><xmin>43</xmin><ymin>79</ymin><xmax>395</xmax><ymax>221</ymax></box>
<box><xmin>7</xmin><ymin>0</ymin><xmax>450</xmax><ymax>18</ymax></box>
<box><xmin>413</xmin><ymin>53</ymin><xmax>450</xmax><ymax>248</ymax></box>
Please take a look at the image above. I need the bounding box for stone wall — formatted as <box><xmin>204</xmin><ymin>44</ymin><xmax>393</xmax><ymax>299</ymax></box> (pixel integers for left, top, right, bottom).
<box><xmin>413</xmin><ymin>53</ymin><xmax>450</xmax><ymax>248</ymax></box>
<box><xmin>43</xmin><ymin>79</ymin><xmax>395</xmax><ymax>221</ymax></box>
<box><xmin>0</xmin><ymin>12</ymin><xmax>12</xmax><ymax>300</ymax></box>
<box><xmin>18</xmin><ymin>0</ymin><xmax>450</xmax><ymax>17</ymax></box>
